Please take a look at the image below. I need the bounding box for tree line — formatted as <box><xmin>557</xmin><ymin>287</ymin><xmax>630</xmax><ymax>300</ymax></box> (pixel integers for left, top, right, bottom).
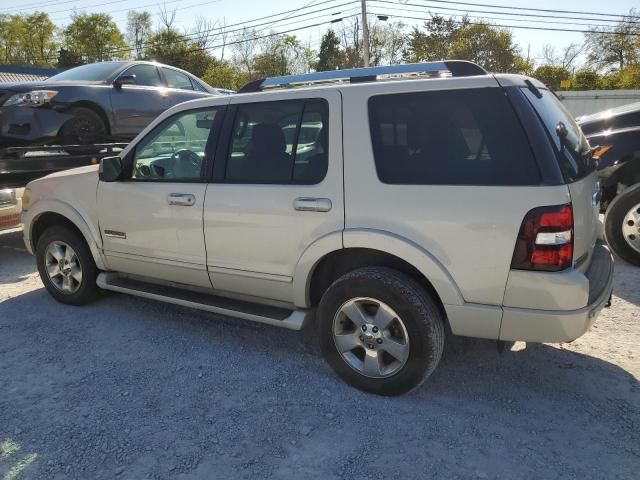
<box><xmin>1</xmin><ymin>8</ymin><xmax>639</xmax><ymax>91</ymax></box>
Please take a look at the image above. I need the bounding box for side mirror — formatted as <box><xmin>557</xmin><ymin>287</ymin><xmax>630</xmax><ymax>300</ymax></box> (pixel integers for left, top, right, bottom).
<box><xmin>114</xmin><ymin>74</ymin><xmax>136</xmax><ymax>89</ymax></box>
<box><xmin>99</xmin><ymin>155</ymin><xmax>124</xmax><ymax>182</ymax></box>
<box><xmin>556</xmin><ymin>121</ymin><xmax>568</xmax><ymax>142</ymax></box>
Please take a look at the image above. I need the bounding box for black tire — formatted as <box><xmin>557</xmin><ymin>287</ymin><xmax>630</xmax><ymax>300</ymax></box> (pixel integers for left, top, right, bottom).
<box><xmin>61</xmin><ymin>107</ymin><xmax>107</xmax><ymax>146</ymax></box>
<box><xmin>604</xmin><ymin>184</ymin><xmax>640</xmax><ymax>267</ymax></box>
<box><xmin>36</xmin><ymin>225</ymin><xmax>100</xmax><ymax>305</ymax></box>
<box><xmin>318</xmin><ymin>267</ymin><xmax>445</xmax><ymax>396</ymax></box>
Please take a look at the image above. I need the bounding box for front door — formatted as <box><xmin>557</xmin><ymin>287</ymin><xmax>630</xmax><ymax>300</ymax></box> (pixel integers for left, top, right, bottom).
<box><xmin>97</xmin><ymin>105</ymin><xmax>226</xmax><ymax>288</ymax></box>
<box><xmin>203</xmin><ymin>89</ymin><xmax>343</xmax><ymax>303</ymax></box>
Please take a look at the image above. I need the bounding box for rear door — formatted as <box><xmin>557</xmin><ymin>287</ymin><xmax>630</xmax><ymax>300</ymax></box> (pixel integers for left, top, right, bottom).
<box><xmin>203</xmin><ymin>89</ymin><xmax>343</xmax><ymax>304</ymax></box>
<box><xmin>160</xmin><ymin>67</ymin><xmax>212</xmax><ymax>108</ymax></box>
<box><xmin>521</xmin><ymin>88</ymin><xmax>600</xmax><ymax>270</ymax></box>
<box><xmin>110</xmin><ymin>64</ymin><xmax>169</xmax><ymax>136</ymax></box>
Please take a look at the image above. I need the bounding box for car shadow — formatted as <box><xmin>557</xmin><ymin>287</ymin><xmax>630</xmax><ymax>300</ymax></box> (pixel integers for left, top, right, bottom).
<box><xmin>2</xmin><ymin>285</ymin><xmax>637</xmax><ymax>400</ymax></box>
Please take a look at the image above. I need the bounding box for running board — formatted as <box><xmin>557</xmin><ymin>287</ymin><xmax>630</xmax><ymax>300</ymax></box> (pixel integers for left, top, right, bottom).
<box><xmin>96</xmin><ymin>273</ymin><xmax>310</xmax><ymax>330</ymax></box>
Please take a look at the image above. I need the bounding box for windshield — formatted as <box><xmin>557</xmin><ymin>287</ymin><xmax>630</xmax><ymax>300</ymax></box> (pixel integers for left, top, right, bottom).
<box><xmin>47</xmin><ymin>62</ymin><xmax>125</xmax><ymax>82</ymax></box>
<box><xmin>522</xmin><ymin>87</ymin><xmax>594</xmax><ymax>182</ymax></box>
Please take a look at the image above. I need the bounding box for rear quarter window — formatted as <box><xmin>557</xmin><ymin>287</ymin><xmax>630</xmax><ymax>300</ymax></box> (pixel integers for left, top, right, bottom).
<box><xmin>522</xmin><ymin>88</ymin><xmax>594</xmax><ymax>183</ymax></box>
<box><xmin>368</xmin><ymin>88</ymin><xmax>541</xmax><ymax>185</ymax></box>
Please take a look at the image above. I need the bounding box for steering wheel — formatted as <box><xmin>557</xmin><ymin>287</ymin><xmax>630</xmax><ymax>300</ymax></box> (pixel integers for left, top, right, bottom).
<box><xmin>171</xmin><ymin>149</ymin><xmax>202</xmax><ymax>179</ymax></box>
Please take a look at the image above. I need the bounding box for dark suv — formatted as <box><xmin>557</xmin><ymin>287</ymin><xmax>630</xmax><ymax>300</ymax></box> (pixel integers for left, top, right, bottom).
<box><xmin>577</xmin><ymin>103</ymin><xmax>640</xmax><ymax>266</ymax></box>
<box><xmin>0</xmin><ymin>61</ymin><xmax>222</xmax><ymax>148</ymax></box>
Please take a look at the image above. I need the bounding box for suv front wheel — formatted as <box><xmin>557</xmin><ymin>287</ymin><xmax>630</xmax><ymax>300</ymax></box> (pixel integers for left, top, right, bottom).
<box><xmin>318</xmin><ymin>267</ymin><xmax>445</xmax><ymax>395</ymax></box>
<box><xmin>36</xmin><ymin>225</ymin><xmax>100</xmax><ymax>305</ymax></box>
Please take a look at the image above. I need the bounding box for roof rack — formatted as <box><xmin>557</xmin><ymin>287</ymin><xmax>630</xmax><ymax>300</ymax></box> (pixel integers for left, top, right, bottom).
<box><xmin>238</xmin><ymin>60</ymin><xmax>486</xmax><ymax>93</ymax></box>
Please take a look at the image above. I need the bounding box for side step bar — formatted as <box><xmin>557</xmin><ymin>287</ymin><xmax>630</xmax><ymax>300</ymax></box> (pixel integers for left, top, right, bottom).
<box><xmin>96</xmin><ymin>273</ymin><xmax>310</xmax><ymax>330</ymax></box>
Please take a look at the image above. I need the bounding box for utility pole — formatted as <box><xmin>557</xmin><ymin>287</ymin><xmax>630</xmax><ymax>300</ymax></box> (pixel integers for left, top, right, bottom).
<box><xmin>361</xmin><ymin>0</ymin><xmax>370</xmax><ymax>67</ymax></box>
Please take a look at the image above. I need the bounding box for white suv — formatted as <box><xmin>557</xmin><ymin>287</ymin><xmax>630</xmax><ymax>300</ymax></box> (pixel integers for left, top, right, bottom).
<box><xmin>22</xmin><ymin>61</ymin><xmax>614</xmax><ymax>395</ymax></box>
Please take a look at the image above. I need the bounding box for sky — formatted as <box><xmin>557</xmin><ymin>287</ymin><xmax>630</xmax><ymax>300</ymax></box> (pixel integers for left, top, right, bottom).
<box><xmin>0</xmin><ymin>0</ymin><xmax>637</xmax><ymax>66</ymax></box>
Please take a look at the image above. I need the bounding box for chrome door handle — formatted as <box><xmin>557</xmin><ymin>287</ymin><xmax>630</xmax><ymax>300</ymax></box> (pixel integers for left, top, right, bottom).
<box><xmin>168</xmin><ymin>193</ymin><xmax>196</xmax><ymax>206</ymax></box>
<box><xmin>293</xmin><ymin>197</ymin><xmax>332</xmax><ymax>212</ymax></box>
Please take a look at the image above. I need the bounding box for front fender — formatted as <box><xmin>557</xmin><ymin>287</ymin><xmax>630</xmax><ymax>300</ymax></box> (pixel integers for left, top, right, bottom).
<box><xmin>23</xmin><ymin>198</ymin><xmax>107</xmax><ymax>270</ymax></box>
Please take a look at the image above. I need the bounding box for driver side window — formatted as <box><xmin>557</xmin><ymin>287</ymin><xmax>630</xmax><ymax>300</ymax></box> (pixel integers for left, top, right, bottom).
<box><xmin>131</xmin><ymin>108</ymin><xmax>220</xmax><ymax>182</ymax></box>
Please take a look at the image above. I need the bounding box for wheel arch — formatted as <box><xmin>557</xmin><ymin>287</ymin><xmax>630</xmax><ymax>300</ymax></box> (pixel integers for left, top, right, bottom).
<box><xmin>293</xmin><ymin>229</ymin><xmax>464</xmax><ymax>310</ymax></box>
<box><xmin>25</xmin><ymin>200</ymin><xmax>107</xmax><ymax>270</ymax></box>
<box><xmin>64</xmin><ymin>101</ymin><xmax>111</xmax><ymax>136</ymax></box>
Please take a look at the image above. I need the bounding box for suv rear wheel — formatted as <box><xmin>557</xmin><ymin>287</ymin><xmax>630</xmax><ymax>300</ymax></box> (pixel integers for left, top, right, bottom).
<box><xmin>36</xmin><ymin>225</ymin><xmax>100</xmax><ymax>305</ymax></box>
<box><xmin>605</xmin><ymin>184</ymin><xmax>640</xmax><ymax>266</ymax></box>
<box><xmin>318</xmin><ymin>267</ymin><xmax>445</xmax><ymax>395</ymax></box>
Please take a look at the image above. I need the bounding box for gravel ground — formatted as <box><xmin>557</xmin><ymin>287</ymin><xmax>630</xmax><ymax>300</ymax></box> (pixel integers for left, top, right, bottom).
<box><xmin>1</xmin><ymin>227</ymin><xmax>638</xmax><ymax>480</ymax></box>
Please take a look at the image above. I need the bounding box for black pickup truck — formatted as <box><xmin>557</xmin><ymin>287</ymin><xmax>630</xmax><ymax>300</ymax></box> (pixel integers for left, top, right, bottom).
<box><xmin>578</xmin><ymin>102</ymin><xmax>640</xmax><ymax>266</ymax></box>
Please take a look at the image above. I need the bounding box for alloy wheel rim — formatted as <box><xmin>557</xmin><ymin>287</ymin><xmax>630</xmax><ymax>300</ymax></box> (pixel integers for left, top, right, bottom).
<box><xmin>44</xmin><ymin>241</ymin><xmax>82</xmax><ymax>294</ymax></box>
<box><xmin>332</xmin><ymin>297</ymin><xmax>410</xmax><ymax>378</ymax></box>
<box><xmin>622</xmin><ymin>202</ymin><xmax>640</xmax><ymax>254</ymax></box>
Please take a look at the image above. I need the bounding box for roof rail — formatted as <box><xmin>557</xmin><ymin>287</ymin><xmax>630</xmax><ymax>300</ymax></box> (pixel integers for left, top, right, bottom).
<box><xmin>238</xmin><ymin>60</ymin><xmax>486</xmax><ymax>93</ymax></box>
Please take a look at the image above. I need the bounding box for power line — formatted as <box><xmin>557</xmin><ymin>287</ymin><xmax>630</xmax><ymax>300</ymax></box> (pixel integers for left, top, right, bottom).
<box><xmin>43</xmin><ymin>0</ymin><xmax>342</xmax><ymax>25</ymax></box>
<box><xmin>105</xmin><ymin>1</ymin><xmax>357</xmax><ymax>57</ymax></box>
<box><xmin>373</xmin><ymin>11</ymin><xmax>640</xmax><ymax>36</ymax></box>
<box><xmin>137</xmin><ymin>15</ymin><xmax>360</xmax><ymax>61</ymax></box>
<box><xmin>369</xmin><ymin>1</ymin><xmax>640</xmax><ymax>29</ymax></box>
<box><xmin>410</xmin><ymin>0</ymin><xmax>638</xmax><ymax>19</ymax></box>
<box><xmin>373</xmin><ymin>0</ymin><xmax>640</xmax><ymax>25</ymax></box>
<box><xmin>35</xmin><ymin>8</ymin><xmax>357</xmax><ymax>62</ymax></box>
<box><xmin>1</xmin><ymin>0</ymin><xmax>95</xmax><ymax>13</ymax></box>
<box><xmin>34</xmin><ymin>0</ymin><xmax>354</xmax><ymax>63</ymax></box>
<box><xmin>46</xmin><ymin>0</ymin><xmax>220</xmax><ymax>20</ymax></box>
<box><xmin>263</xmin><ymin>0</ymin><xmax>321</xmax><ymax>31</ymax></box>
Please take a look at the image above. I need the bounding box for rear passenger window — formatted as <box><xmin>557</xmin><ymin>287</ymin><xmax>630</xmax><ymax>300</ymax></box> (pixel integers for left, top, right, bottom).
<box><xmin>225</xmin><ymin>99</ymin><xmax>328</xmax><ymax>184</ymax></box>
<box><xmin>369</xmin><ymin>89</ymin><xmax>541</xmax><ymax>185</ymax></box>
<box><xmin>163</xmin><ymin>68</ymin><xmax>194</xmax><ymax>90</ymax></box>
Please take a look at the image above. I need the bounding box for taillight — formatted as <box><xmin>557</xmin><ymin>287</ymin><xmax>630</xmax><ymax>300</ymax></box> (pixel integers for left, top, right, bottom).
<box><xmin>511</xmin><ymin>204</ymin><xmax>573</xmax><ymax>272</ymax></box>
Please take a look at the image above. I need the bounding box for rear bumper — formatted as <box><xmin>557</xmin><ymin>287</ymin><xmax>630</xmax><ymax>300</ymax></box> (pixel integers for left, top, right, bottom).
<box><xmin>499</xmin><ymin>241</ymin><xmax>614</xmax><ymax>343</ymax></box>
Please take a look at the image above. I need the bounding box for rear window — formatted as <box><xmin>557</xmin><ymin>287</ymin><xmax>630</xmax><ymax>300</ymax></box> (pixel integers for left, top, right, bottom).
<box><xmin>522</xmin><ymin>88</ymin><xmax>594</xmax><ymax>182</ymax></box>
<box><xmin>368</xmin><ymin>88</ymin><xmax>540</xmax><ymax>185</ymax></box>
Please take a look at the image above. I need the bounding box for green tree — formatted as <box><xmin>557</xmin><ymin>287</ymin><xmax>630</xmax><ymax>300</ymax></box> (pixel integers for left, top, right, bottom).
<box><xmin>254</xmin><ymin>35</ymin><xmax>305</xmax><ymax>77</ymax></box>
<box><xmin>404</xmin><ymin>15</ymin><xmax>465</xmax><ymax>63</ymax></box>
<box><xmin>315</xmin><ymin>29</ymin><xmax>345</xmax><ymax>72</ymax></box>
<box><xmin>533</xmin><ymin>65</ymin><xmax>571</xmax><ymax>90</ymax></box>
<box><xmin>126</xmin><ymin>11</ymin><xmax>153</xmax><ymax>60</ymax></box>
<box><xmin>0</xmin><ymin>12</ymin><xmax>57</xmax><ymax>66</ymax></box>
<box><xmin>146</xmin><ymin>28</ymin><xmax>214</xmax><ymax>77</ymax></box>
<box><xmin>572</xmin><ymin>69</ymin><xmax>601</xmax><ymax>90</ymax></box>
<box><xmin>618</xmin><ymin>65</ymin><xmax>640</xmax><ymax>88</ymax></box>
<box><xmin>450</xmin><ymin>23</ymin><xmax>525</xmax><ymax>73</ymax></box>
<box><xmin>63</xmin><ymin>13</ymin><xmax>128</xmax><ymax>62</ymax></box>
<box><xmin>21</xmin><ymin>12</ymin><xmax>56</xmax><ymax>66</ymax></box>
<box><xmin>0</xmin><ymin>15</ymin><xmax>24</xmax><ymax>64</ymax></box>
<box><xmin>201</xmin><ymin>58</ymin><xmax>249</xmax><ymax>90</ymax></box>
<box><xmin>371</xmin><ymin>21</ymin><xmax>406</xmax><ymax>65</ymax></box>
<box><xmin>585</xmin><ymin>8</ymin><xmax>640</xmax><ymax>71</ymax></box>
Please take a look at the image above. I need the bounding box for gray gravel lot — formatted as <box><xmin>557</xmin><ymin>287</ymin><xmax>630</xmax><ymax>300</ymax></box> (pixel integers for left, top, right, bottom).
<box><xmin>1</xmin><ymin>227</ymin><xmax>638</xmax><ymax>480</ymax></box>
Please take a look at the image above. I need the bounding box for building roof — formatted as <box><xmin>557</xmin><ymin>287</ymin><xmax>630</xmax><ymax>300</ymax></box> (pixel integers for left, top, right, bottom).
<box><xmin>0</xmin><ymin>65</ymin><xmax>58</xmax><ymax>83</ymax></box>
